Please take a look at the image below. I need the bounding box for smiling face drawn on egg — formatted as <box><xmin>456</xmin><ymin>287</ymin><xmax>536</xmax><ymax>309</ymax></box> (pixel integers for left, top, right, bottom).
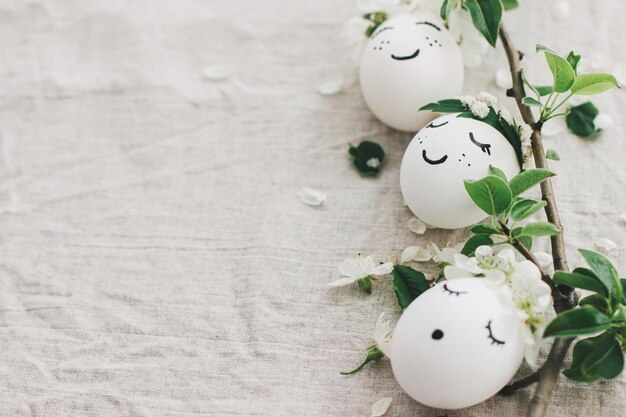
<box><xmin>359</xmin><ymin>12</ymin><xmax>464</xmax><ymax>132</ymax></box>
<box><xmin>399</xmin><ymin>113</ymin><xmax>521</xmax><ymax>229</ymax></box>
<box><xmin>390</xmin><ymin>278</ymin><xmax>525</xmax><ymax>410</ymax></box>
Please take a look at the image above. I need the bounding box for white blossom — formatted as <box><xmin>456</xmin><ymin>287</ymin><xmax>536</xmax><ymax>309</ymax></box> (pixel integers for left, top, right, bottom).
<box><xmin>373</xmin><ymin>313</ymin><xmax>393</xmax><ymax>356</ymax></box>
<box><xmin>477</xmin><ymin>91</ymin><xmax>498</xmax><ymax>107</ymax></box>
<box><xmin>460</xmin><ymin>95</ymin><xmax>476</xmax><ymax>107</ymax></box>
<box><xmin>329</xmin><ymin>254</ymin><xmax>394</xmax><ymax>287</ymax></box>
<box><xmin>428</xmin><ymin>241</ymin><xmax>461</xmax><ymax>264</ymax></box>
<box><xmin>371</xmin><ymin>397</ymin><xmax>393</xmax><ymax>417</ymax></box>
<box><xmin>297</xmin><ymin>187</ymin><xmax>326</xmax><ymax>206</ymax></box>
<box><xmin>469</xmin><ymin>100</ymin><xmax>490</xmax><ymax>119</ymax></box>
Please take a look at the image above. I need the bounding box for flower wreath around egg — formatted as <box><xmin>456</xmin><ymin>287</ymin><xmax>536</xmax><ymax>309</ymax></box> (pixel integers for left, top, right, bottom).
<box><xmin>333</xmin><ymin>0</ymin><xmax>624</xmax><ymax>414</ymax></box>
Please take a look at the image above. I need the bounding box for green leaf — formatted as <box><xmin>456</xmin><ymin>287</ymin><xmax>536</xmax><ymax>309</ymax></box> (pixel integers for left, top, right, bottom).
<box><xmin>419</xmin><ymin>99</ymin><xmax>466</xmax><ymax>113</ymax></box>
<box><xmin>510</xmin><ymin>199</ymin><xmax>546</xmax><ymax>222</ymax></box>
<box><xmin>566</xmin><ymin>51</ymin><xmax>581</xmax><ymax>73</ymax></box>
<box><xmin>463</xmin><ymin>0</ymin><xmax>503</xmax><ymax>47</ymax></box>
<box><xmin>571</xmin><ymin>73</ymin><xmax>620</xmax><ymax>96</ymax></box>
<box><xmin>522</xmin><ymin>96</ymin><xmax>542</xmax><ymax>106</ymax></box>
<box><xmin>461</xmin><ymin>235</ymin><xmax>493</xmax><ymax>256</ymax></box>
<box><xmin>544</xmin><ymin>306</ymin><xmax>612</xmax><ymax>338</ymax></box>
<box><xmin>564</xmin><ymin>333</ymin><xmax>624</xmax><ymax>382</ymax></box>
<box><xmin>579</xmin><ymin>294</ymin><xmax>610</xmax><ymax>314</ymax></box>
<box><xmin>579</xmin><ymin>249</ymin><xmax>618</xmax><ymax>294</ymax></box>
<box><xmin>470</xmin><ymin>224</ymin><xmax>501</xmax><ymax>236</ymax></box>
<box><xmin>566</xmin><ymin>102</ymin><xmax>601</xmax><ymax>138</ymax></box>
<box><xmin>517</xmin><ymin>221</ymin><xmax>560</xmax><ymax>237</ymax></box>
<box><xmin>552</xmin><ymin>269</ymin><xmax>609</xmax><ymax>296</ymax></box>
<box><xmin>349</xmin><ymin>141</ymin><xmax>385</xmax><ymax>175</ymax></box>
<box><xmin>536</xmin><ymin>44</ymin><xmax>576</xmax><ymax>93</ymax></box>
<box><xmin>501</xmin><ymin>0</ymin><xmax>519</xmax><ymax>10</ymax></box>
<box><xmin>536</xmin><ymin>85</ymin><xmax>553</xmax><ymax>96</ymax></box>
<box><xmin>582</xmin><ymin>335</ymin><xmax>624</xmax><ymax>380</ymax></box>
<box><xmin>621</xmin><ymin>279</ymin><xmax>626</xmax><ymax>305</ymax></box>
<box><xmin>440</xmin><ymin>0</ymin><xmax>461</xmax><ymax>21</ymax></box>
<box><xmin>545</xmin><ymin>149</ymin><xmax>560</xmax><ymax>161</ymax></box>
<box><xmin>393</xmin><ymin>265</ymin><xmax>430</xmax><ymax>309</ymax></box>
<box><xmin>489</xmin><ymin>165</ymin><xmax>508</xmax><ymax>181</ymax></box>
<box><xmin>566</xmin><ymin>332</ymin><xmax>625</xmax><ymax>381</ymax></box>
<box><xmin>509</xmin><ymin>169</ymin><xmax>556</xmax><ymax>197</ymax></box>
<box><xmin>464</xmin><ymin>175</ymin><xmax>512</xmax><ymax>215</ymax></box>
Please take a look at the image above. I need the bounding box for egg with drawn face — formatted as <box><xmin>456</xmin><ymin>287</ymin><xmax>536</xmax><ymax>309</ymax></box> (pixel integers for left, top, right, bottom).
<box><xmin>400</xmin><ymin>113</ymin><xmax>520</xmax><ymax>229</ymax></box>
<box><xmin>359</xmin><ymin>12</ymin><xmax>464</xmax><ymax>132</ymax></box>
<box><xmin>391</xmin><ymin>278</ymin><xmax>525</xmax><ymax>409</ymax></box>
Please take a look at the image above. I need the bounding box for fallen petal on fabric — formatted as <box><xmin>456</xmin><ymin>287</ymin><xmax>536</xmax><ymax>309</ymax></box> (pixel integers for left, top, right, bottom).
<box><xmin>594</xmin><ymin>238</ymin><xmax>617</xmax><ymax>254</ymax></box>
<box><xmin>407</xmin><ymin>217</ymin><xmax>427</xmax><ymax>235</ymax></box>
<box><xmin>297</xmin><ymin>187</ymin><xmax>326</xmax><ymax>206</ymax></box>
<box><xmin>202</xmin><ymin>65</ymin><xmax>231</xmax><ymax>81</ymax></box>
<box><xmin>371</xmin><ymin>397</ymin><xmax>393</xmax><ymax>417</ymax></box>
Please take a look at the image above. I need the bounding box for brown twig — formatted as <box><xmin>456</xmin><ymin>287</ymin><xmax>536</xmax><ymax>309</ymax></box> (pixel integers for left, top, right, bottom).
<box><xmin>499</xmin><ymin>23</ymin><xmax>578</xmax><ymax>417</ymax></box>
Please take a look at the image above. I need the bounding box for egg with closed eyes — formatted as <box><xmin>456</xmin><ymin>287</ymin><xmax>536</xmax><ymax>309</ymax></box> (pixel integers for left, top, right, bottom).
<box><xmin>400</xmin><ymin>113</ymin><xmax>521</xmax><ymax>229</ymax></box>
<box><xmin>391</xmin><ymin>278</ymin><xmax>525</xmax><ymax>409</ymax></box>
<box><xmin>359</xmin><ymin>12</ymin><xmax>464</xmax><ymax>132</ymax></box>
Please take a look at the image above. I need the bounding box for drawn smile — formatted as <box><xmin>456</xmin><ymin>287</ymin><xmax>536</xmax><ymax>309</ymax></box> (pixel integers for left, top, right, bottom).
<box><xmin>391</xmin><ymin>48</ymin><xmax>420</xmax><ymax>61</ymax></box>
<box><xmin>422</xmin><ymin>149</ymin><xmax>448</xmax><ymax>165</ymax></box>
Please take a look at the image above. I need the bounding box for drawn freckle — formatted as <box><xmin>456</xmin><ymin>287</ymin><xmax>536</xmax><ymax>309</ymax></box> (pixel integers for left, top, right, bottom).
<box><xmin>468</xmin><ymin>164</ymin><xmax>471</xmax><ymax>167</ymax></box>
<box><xmin>462</xmin><ymin>153</ymin><xmax>466</xmax><ymax>157</ymax></box>
<box><xmin>429</xmin><ymin>43</ymin><xmax>433</xmax><ymax>46</ymax></box>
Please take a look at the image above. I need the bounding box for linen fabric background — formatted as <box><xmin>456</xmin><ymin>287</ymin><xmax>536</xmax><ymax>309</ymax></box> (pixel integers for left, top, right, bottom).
<box><xmin>0</xmin><ymin>0</ymin><xmax>624</xmax><ymax>416</ymax></box>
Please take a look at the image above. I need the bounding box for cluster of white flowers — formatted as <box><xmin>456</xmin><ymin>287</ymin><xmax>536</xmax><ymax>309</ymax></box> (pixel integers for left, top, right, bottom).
<box><xmin>519</xmin><ymin>123</ymin><xmax>534</xmax><ymax>169</ymax></box>
<box><xmin>329</xmin><ymin>254</ymin><xmax>394</xmax><ymax>287</ymax></box>
<box><xmin>443</xmin><ymin>245</ymin><xmax>552</xmax><ymax>367</ymax></box>
<box><xmin>460</xmin><ymin>92</ymin><xmax>496</xmax><ymax>119</ymax></box>
<box><xmin>460</xmin><ymin>92</ymin><xmax>535</xmax><ymax>169</ymax></box>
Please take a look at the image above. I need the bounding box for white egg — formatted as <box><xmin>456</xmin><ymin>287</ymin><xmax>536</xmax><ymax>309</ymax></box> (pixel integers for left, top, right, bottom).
<box><xmin>391</xmin><ymin>278</ymin><xmax>525</xmax><ymax>410</ymax></box>
<box><xmin>359</xmin><ymin>12</ymin><xmax>464</xmax><ymax>132</ymax></box>
<box><xmin>400</xmin><ymin>114</ymin><xmax>520</xmax><ymax>229</ymax></box>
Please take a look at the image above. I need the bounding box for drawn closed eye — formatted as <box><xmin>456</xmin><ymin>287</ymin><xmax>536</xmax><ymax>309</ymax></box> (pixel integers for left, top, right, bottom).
<box><xmin>371</xmin><ymin>26</ymin><xmax>393</xmax><ymax>39</ymax></box>
<box><xmin>426</xmin><ymin>120</ymin><xmax>448</xmax><ymax>129</ymax></box>
<box><xmin>416</xmin><ymin>21</ymin><xmax>442</xmax><ymax>31</ymax></box>
<box><xmin>442</xmin><ymin>283</ymin><xmax>467</xmax><ymax>296</ymax></box>
<box><xmin>469</xmin><ymin>132</ymin><xmax>492</xmax><ymax>155</ymax></box>
<box><xmin>485</xmin><ymin>320</ymin><xmax>506</xmax><ymax>346</ymax></box>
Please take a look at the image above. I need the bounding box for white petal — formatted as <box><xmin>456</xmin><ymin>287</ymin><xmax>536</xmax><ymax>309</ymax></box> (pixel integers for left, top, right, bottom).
<box><xmin>619</xmin><ymin>213</ymin><xmax>626</xmax><ymax>225</ymax></box>
<box><xmin>533</xmin><ymin>251</ymin><xmax>553</xmax><ymax>267</ymax></box>
<box><xmin>317</xmin><ymin>75</ymin><xmax>344</xmax><ymax>96</ymax></box>
<box><xmin>338</xmin><ymin>258</ymin><xmax>360</xmax><ymax>279</ymax></box>
<box><xmin>370</xmin><ymin>262</ymin><xmax>394</xmax><ymax>276</ymax></box>
<box><xmin>413</xmin><ymin>247</ymin><xmax>432</xmax><ymax>262</ymax></box>
<box><xmin>407</xmin><ymin>217</ymin><xmax>427</xmax><ymax>234</ymax></box>
<box><xmin>495</xmin><ymin>66</ymin><xmax>512</xmax><ymax>89</ymax></box>
<box><xmin>595</xmin><ymin>114</ymin><xmax>614</xmax><ymax>130</ymax></box>
<box><xmin>328</xmin><ymin>277</ymin><xmax>357</xmax><ymax>287</ymax></box>
<box><xmin>202</xmin><ymin>65</ymin><xmax>231</xmax><ymax>81</ymax></box>
<box><xmin>400</xmin><ymin>246</ymin><xmax>419</xmax><ymax>263</ymax></box>
<box><xmin>297</xmin><ymin>187</ymin><xmax>326</xmax><ymax>206</ymax></box>
<box><xmin>444</xmin><ymin>265</ymin><xmax>473</xmax><ymax>279</ymax></box>
<box><xmin>594</xmin><ymin>238</ymin><xmax>617</xmax><ymax>254</ymax></box>
<box><xmin>549</xmin><ymin>0</ymin><xmax>570</xmax><ymax>21</ymax></box>
<box><xmin>371</xmin><ymin>397</ymin><xmax>393</xmax><ymax>417</ymax></box>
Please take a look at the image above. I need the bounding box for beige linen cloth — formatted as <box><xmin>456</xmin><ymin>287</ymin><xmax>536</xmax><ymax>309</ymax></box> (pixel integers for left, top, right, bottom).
<box><xmin>0</xmin><ymin>0</ymin><xmax>624</xmax><ymax>416</ymax></box>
